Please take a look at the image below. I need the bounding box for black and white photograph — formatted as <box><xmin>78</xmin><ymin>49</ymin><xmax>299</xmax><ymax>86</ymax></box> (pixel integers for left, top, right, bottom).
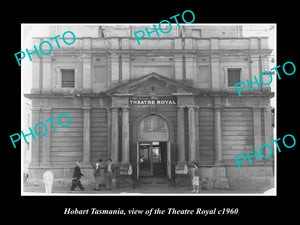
<box><xmin>19</xmin><ymin>23</ymin><xmax>277</xmax><ymax>196</ymax></box>
<box><xmin>3</xmin><ymin>4</ymin><xmax>299</xmax><ymax>221</ymax></box>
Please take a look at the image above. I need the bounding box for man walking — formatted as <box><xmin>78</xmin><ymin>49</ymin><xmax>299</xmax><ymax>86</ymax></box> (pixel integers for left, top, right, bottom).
<box><xmin>71</xmin><ymin>161</ymin><xmax>84</xmax><ymax>191</ymax></box>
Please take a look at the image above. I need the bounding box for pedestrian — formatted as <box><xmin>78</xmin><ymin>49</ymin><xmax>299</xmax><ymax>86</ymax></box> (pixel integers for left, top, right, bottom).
<box><xmin>70</xmin><ymin>161</ymin><xmax>84</xmax><ymax>191</ymax></box>
<box><xmin>128</xmin><ymin>163</ymin><xmax>136</xmax><ymax>189</ymax></box>
<box><xmin>105</xmin><ymin>159</ymin><xmax>114</xmax><ymax>190</ymax></box>
<box><xmin>93</xmin><ymin>159</ymin><xmax>101</xmax><ymax>190</ymax></box>
<box><xmin>192</xmin><ymin>163</ymin><xmax>201</xmax><ymax>193</ymax></box>
<box><xmin>98</xmin><ymin>159</ymin><xmax>106</xmax><ymax>189</ymax></box>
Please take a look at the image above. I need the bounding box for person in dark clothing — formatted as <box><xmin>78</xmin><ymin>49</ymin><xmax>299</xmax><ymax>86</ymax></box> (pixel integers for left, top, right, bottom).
<box><xmin>93</xmin><ymin>159</ymin><xmax>104</xmax><ymax>191</ymax></box>
<box><xmin>129</xmin><ymin>163</ymin><xmax>136</xmax><ymax>189</ymax></box>
<box><xmin>70</xmin><ymin>161</ymin><xmax>84</xmax><ymax>191</ymax></box>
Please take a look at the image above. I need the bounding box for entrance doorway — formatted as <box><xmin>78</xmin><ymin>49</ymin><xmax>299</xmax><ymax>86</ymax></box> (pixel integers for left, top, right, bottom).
<box><xmin>138</xmin><ymin>142</ymin><xmax>167</xmax><ymax>177</ymax></box>
<box><xmin>135</xmin><ymin>115</ymin><xmax>172</xmax><ymax>181</ymax></box>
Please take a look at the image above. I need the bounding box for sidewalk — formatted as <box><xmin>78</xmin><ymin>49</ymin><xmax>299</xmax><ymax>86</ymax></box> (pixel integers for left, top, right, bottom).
<box><xmin>23</xmin><ymin>184</ymin><xmax>265</xmax><ymax>195</ymax></box>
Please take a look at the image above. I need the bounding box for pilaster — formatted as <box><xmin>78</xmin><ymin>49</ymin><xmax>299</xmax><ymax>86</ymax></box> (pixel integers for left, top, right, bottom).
<box><xmin>253</xmin><ymin>107</ymin><xmax>262</xmax><ymax>154</ymax></box>
<box><xmin>188</xmin><ymin>106</ymin><xmax>196</xmax><ymax>162</ymax></box>
<box><xmin>31</xmin><ymin>56</ymin><xmax>41</xmax><ymax>94</ymax></box>
<box><xmin>177</xmin><ymin>106</ymin><xmax>185</xmax><ymax>162</ymax></box>
<box><xmin>82</xmin><ymin>98</ymin><xmax>91</xmax><ymax>166</ymax></box>
<box><xmin>122</xmin><ymin>107</ymin><xmax>130</xmax><ymax>163</ymax></box>
<box><xmin>263</xmin><ymin>106</ymin><xmax>273</xmax><ymax>155</ymax></box>
<box><xmin>42</xmin><ymin>56</ymin><xmax>52</xmax><ymax>94</ymax></box>
<box><xmin>111</xmin><ymin>107</ymin><xmax>119</xmax><ymax>162</ymax></box>
<box><xmin>111</xmin><ymin>53</ymin><xmax>120</xmax><ymax>83</ymax></box>
<box><xmin>211</xmin><ymin>56</ymin><xmax>221</xmax><ymax>89</ymax></box>
<box><xmin>214</xmin><ymin>106</ymin><xmax>222</xmax><ymax>165</ymax></box>
<box><xmin>82</xmin><ymin>54</ymin><xmax>92</xmax><ymax>92</ymax></box>
<box><xmin>185</xmin><ymin>54</ymin><xmax>196</xmax><ymax>80</ymax></box>
<box><xmin>28</xmin><ymin>107</ymin><xmax>40</xmax><ymax>168</ymax></box>
<box><xmin>121</xmin><ymin>54</ymin><xmax>130</xmax><ymax>81</ymax></box>
<box><xmin>40</xmin><ymin>108</ymin><xmax>51</xmax><ymax>167</ymax></box>
<box><xmin>250</xmin><ymin>55</ymin><xmax>261</xmax><ymax>91</ymax></box>
<box><xmin>174</xmin><ymin>54</ymin><xmax>184</xmax><ymax>80</ymax></box>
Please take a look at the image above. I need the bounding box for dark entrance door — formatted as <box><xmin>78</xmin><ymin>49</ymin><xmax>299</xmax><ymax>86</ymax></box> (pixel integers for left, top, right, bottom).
<box><xmin>152</xmin><ymin>142</ymin><xmax>167</xmax><ymax>176</ymax></box>
<box><xmin>138</xmin><ymin>142</ymin><xmax>167</xmax><ymax>177</ymax></box>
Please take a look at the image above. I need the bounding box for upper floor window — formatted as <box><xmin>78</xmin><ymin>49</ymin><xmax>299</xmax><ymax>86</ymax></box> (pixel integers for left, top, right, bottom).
<box><xmin>227</xmin><ymin>68</ymin><xmax>241</xmax><ymax>87</ymax></box>
<box><xmin>61</xmin><ymin>69</ymin><xmax>75</xmax><ymax>88</ymax></box>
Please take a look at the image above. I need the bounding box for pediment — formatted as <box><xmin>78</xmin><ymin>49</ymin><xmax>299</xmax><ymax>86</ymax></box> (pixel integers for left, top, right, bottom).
<box><xmin>106</xmin><ymin>72</ymin><xmax>198</xmax><ymax>96</ymax></box>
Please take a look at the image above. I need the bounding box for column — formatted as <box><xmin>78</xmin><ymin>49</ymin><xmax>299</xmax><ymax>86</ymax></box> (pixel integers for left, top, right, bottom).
<box><xmin>177</xmin><ymin>106</ymin><xmax>185</xmax><ymax>162</ymax></box>
<box><xmin>41</xmin><ymin>108</ymin><xmax>51</xmax><ymax>167</ymax></box>
<box><xmin>188</xmin><ymin>106</ymin><xmax>196</xmax><ymax>162</ymax></box>
<box><xmin>253</xmin><ymin>107</ymin><xmax>262</xmax><ymax>152</ymax></box>
<box><xmin>195</xmin><ymin>106</ymin><xmax>200</xmax><ymax>161</ymax></box>
<box><xmin>111</xmin><ymin>107</ymin><xmax>119</xmax><ymax>162</ymax></box>
<box><xmin>82</xmin><ymin>54</ymin><xmax>92</xmax><ymax>92</ymax></box>
<box><xmin>42</xmin><ymin>56</ymin><xmax>51</xmax><ymax>94</ymax></box>
<box><xmin>214</xmin><ymin>107</ymin><xmax>222</xmax><ymax>165</ymax></box>
<box><xmin>82</xmin><ymin>106</ymin><xmax>91</xmax><ymax>166</ymax></box>
<box><xmin>106</xmin><ymin>108</ymin><xmax>112</xmax><ymax>159</ymax></box>
<box><xmin>122</xmin><ymin>107</ymin><xmax>130</xmax><ymax>162</ymax></box>
<box><xmin>29</xmin><ymin>108</ymin><xmax>40</xmax><ymax>167</ymax></box>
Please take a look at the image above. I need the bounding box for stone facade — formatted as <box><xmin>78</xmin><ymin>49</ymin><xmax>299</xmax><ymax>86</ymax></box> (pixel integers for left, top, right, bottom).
<box><xmin>24</xmin><ymin>25</ymin><xmax>274</xmax><ymax>191</ymax></box>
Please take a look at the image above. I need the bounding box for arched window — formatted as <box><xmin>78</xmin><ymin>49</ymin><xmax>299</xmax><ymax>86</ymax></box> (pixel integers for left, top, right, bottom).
<box><xmin>143</xmin><ymin>116</ymin><xmax>167</xmax><ymax>131</ymax></box>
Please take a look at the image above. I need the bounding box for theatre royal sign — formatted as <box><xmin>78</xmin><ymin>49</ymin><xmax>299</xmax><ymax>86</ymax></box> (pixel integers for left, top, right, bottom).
<box><xmin>129</xmin><ymin>97</ymin><xmax>177</xmax><ymax>105</ymax></box>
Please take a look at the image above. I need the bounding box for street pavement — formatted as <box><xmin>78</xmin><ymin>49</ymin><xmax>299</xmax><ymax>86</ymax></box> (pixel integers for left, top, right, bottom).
<box><xmin>22</xmin><ymin>184</ymin><xmax>264</xmax><ymax>195</ymax></box>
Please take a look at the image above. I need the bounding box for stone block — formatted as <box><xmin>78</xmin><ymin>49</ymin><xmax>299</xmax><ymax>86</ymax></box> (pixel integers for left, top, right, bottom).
<box><xmin>210</xmin><ymin>39</ymin><xmax>219</xmax><ymax>50</ymax></box>
<box><xmin>110</xmin><ymin>38</ymin><xmax>119</xmax><ymax>49</ymax></box>
<box><xmin>228</xmin><ymin>177</ymin><xmax>274</xmax><ymax>191</ymax></box>
<box><xmin>200</xmin><ymin>177</ymin><xmax>214</xmax><ymax>190</ymax></box>
<box><xmin>174</xmin><ymin>39</ymin><xmax>182</xmax><ymax>49</ymax></box>
<box><xmin>226</xmin><ymin>166</ymin><xmax>274</xmax><ymax>177</ymax></box>
<box><xmin>226</xmin><ymin>166</ymin><xmax>274</xmax><ymax>191</ymax></box>
<box><xmin>121</xmin><ymin>39</ymin><xmax>129</xmax><ymax>49</ymax></box>
<box><xmin>83</xmin><ymin>38</ymin><xmax>91</xmax><ymax>49</ymax></box>
<box><xmin>213</xmin><ymin>177</ymin><xmax>230</xmax><ymax>189</ymax></box>
<box><xmin>184</xmin><ymin>38</ymin><xmax>193</xmax><ymax>49</ymax></box>
<box><xmin>198</xmin><ymin>167</ymin><xmax>229</xmax><ymax>190</ymax></box>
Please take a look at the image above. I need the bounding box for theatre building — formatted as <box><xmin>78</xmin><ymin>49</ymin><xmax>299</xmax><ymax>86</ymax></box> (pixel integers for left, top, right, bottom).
<box><xmin>24</xmin><ymin>24</ymin><xmax>274</xmax><ymax>191</ymax></box>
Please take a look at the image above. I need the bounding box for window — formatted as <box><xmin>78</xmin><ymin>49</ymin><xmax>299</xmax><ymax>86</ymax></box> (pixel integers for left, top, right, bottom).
<box><xmin>154</xmin><ymin>118</ymin><xmax>167</xmax><ymax>131</ymax></box>
<box><xmin>143</xmin><ymin>116</ymin><xmax>167</xmax><ymax>131</ymax></box>
<box><xmin>144</xmin><ymin>117</ymin><xmax>152</xmax><ymax>131</ymax></box>
<box><xmin>61</xmin><ymin>69</ymin><xmax>75</xmax><ymax>88</ymax></box>
<box><xmin>228</xmin><ymin>68</ymin><xmax>241</xmax><ymax>87</ymax></box>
